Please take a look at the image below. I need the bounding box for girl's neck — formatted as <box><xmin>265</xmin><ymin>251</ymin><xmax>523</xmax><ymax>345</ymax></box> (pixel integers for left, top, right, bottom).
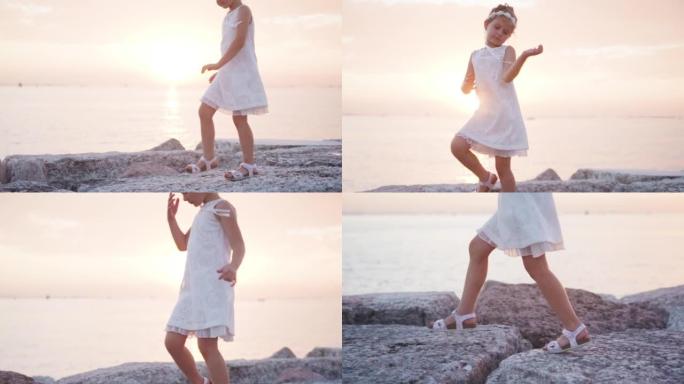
<box><xmin>203</xmin><ymin>193</ymin><xmax>221</xmax><ymax>205</ymax></box>
<box><xmin>485</xmin><ymin>41</ymin><xmax>503</xmax><ymax>48</ymax></box>
<box><xmin>230</xmin><ymin>1</ymin><xmax>243</xmax><ymax>11</ymax></box>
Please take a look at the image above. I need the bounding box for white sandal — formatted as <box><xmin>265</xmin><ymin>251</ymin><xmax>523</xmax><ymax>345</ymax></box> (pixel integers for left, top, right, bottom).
<box><xmin>477</xmin><ymin>172</ymin><xmax>498</xmax><ymax>192</ymax></box>
<box><xmin>225</xmin><ymin>162</ymin><xmax>258</xmax><ymax>181</ymax></box>
<box><xmin>429</xmin><ymin>310</ymin><xmax>477</xmax><ymax>331</ymax></box>
<box><xmin>543</xmin><ymin>323</ymin><xmax>591</xmax><ymax>353</ymax></box>
<box><xmin>202</xmin><ymin>377</ymin><xmax>211</xmax><ymax>384</ymax></box>
<box><xmin>185</xmin><ymin>156</ymin><xmax>218</xmax><ymax>174</ymax></box>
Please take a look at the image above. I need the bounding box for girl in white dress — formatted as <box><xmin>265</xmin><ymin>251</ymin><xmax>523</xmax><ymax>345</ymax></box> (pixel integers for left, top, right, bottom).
<box><xmin>450</xmin><ymin>4</ymin><xmax>543</xmax><ymax>192</ymax></box>
<box><xmin>165</xmin><ymin>192</ymin><xmax>245</xmax><ymax>384</ymax></box>
<box><xmin>186</xmin><ymin>0</ymin><xmax>268</xmax><ymax>182</ymax></box>
<box><xmin>429</xmin><ymin>193</ymin><xmax>592</xmax><ymax>353</ymax></box>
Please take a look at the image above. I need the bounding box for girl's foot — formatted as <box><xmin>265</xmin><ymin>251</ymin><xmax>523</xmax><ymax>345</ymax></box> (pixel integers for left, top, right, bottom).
<box><xmin>225</xmin><ymin>162</ymin><xmax>258</xmax><ymax>181</ymax></box>
<box><xmin>185</xmin><ymin>156</ymin><xmax>219</xmax><ymax>173</ymax></box>
<box><xmin>477</xmin><ymin>172</ymin><xmax>498</xmax><ymax>192</ymax></box>
<box><xmin>427</xmin><ymin>310</ymin><xmax>477</xmax><ymax>330</ymax></box>
<box><xmin>543</xmin><ymin>323</ymin><xmax>591</xmax><ymax>353</ymax></box>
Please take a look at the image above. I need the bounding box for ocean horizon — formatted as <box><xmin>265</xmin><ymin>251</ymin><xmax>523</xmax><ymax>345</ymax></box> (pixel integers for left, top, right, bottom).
<box><xmin>0</xmin><ymin>85</ymin><xmax>340</xmax><ymax>159</ymax></box>
<box><xmin>342</xmin><ymin>115</ymin><xmax>684</xmax><ymax>191</ymax></box>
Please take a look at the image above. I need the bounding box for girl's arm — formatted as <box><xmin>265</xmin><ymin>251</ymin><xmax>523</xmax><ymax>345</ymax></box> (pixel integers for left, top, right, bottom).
<box><xmin>502</xmin><ymin>44</ymin><xmax>543</xmax><ymax>83</ymax></box>
<box><xmin>167</xmin><ymin>193</ymin><xmax>190</xmax><ymax>251</ymax></box>
<box><xmin>215</xmin><ymin>201</ymin><xmax>245</xmax><ymax>286</ymax></box>
<box><xmin>461</xmin><ymin>52</ymin><xmax>475</xmax><ymax>94</ymax></box>
<box><xmin>202</xmin><ymin>6</ymin><xmax>252</xmax><ymax>73</ymax></box>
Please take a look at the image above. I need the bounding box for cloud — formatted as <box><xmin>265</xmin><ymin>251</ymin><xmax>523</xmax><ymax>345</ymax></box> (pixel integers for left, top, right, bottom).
<box><xmin>562</xmin><ymin>43</ymin><xmax>684</xmax><ymax>58</ymax></box>
<box><xmin>263</xmin><ymin>13</ymin><xmax>341</xmax><ymax>29</ymax></box>
<box><xmin>27</xmin><ymin>213</ymin><xmax>80</xmax><ymax>232</ymax></box>
<box><xmin>2</xmin><ymin>0</ymin><xmax>52</xmax><ymax>15</ymax></box>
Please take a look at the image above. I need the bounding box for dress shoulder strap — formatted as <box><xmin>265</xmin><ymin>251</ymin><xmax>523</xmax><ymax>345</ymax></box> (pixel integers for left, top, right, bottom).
<box><xmin>206</xmin><ymin>199</ymin><xmax>232</xmax><ymax>218</ymax></box>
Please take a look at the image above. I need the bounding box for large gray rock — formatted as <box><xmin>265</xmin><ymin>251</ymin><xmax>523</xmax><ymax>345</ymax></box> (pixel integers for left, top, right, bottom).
<box><xmin>532</xmin><ymin>169</ymin><xmax>561</xmax><ymax>181</ymax></box>
<box><xmin>569</xmin><ymin>169</ymin><xmax>684</xmax><ymax>182</ymax></box>
<box><xmin>271</xmin><ymin>346</ymin><xmax>297</xmax><ymax>359</ymax></box>
<box><xmin>486</xmin><ymin>329</ymin><xmax>684</xmax><ymax>384</ymax></box>
<box><xmin>0</xmin><ymin>158</ymin><xmax>6</xmax><ymax>184</ymax></box>
<box><xmin>149</xmin><ymin>138</ymin><xmax>184</xmax><ymax>151</ymax></box>
<box><xmin>622</xmin><ymin>284</ymin><xmax>684</xmax><ymax>331</ymax></box>
<box><xmin>367</xmin><ymin>169</ymin><xmax>684</xmax><ymax>192</ymax></box>
<box><xmin>2</xmin><ymin>158</ymin><xmax>47</xmax><ymax>183</ymax></box>
<box><xmin>0</xmin><ymin>139</ymin><xmax>341</xmax><ymax>192</ymax></box>
<box><xmin>476</xmin><ymin>281</ymin><xmax>668</xmax><ymax>347</ymax></box>
<box><xmin>31</xmin><ymin>378</ymin><xmax>55</xmax><ymax>384</ymax></box>
<box><xmin>343</xmin><ymin>292</ymin><xmax>460</xmax><ymax>326</ymax></box>
<box><xmin>306</xmin><ymin>348</ymin><xmax>341</xmax><ymax>359</ymax></box>
<box><xmin>0</xmin><ymin>371</ymin><xmax>36</xmax><ymax>383</ymax></box>
<box><xmin>343</xmin><ymin>324</ymin><xmax>528</xmax><ymax>384</ymax></box>
<box><xmin>56</xmin><ymin>356</ymin><xmax>340</xmax><ymax>384</ymax></box>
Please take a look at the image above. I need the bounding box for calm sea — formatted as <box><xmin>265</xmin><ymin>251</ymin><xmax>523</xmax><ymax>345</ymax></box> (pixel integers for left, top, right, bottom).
<box><xmin>343</xmin><ymin>213</ymin><xmax>684</xmax><ymax>298</ymax></box>
<box><xmin>0</xmin><ymin>86</ymin><xmax>340</xmax><ymax>158</ymax></box>
<box><xmin>342</xmin><ymin>115</ymin><xmax>684</xmax><ymax>191</ymax></box>
<box><xmin>0</xmin><ymin>297</ymin><xmax>340</xmax><ymax>379</ymax></box>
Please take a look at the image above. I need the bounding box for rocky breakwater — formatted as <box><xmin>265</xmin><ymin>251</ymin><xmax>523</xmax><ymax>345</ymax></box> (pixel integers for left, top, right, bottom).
<box><xmin>0</xmin><ymin>138</ymin><xmax>342</xmax><ymax>192</ymax></box>
<box><xmin>1</xmin><ymin>347</ymin><xmax>341</xmax><ymax>384</ymax></box>
<box><xmin>367</xmin><ymin>168</ymin><xmax>684</xmax><ymax>192</ymax></box>
<box><xmin>342</xmin><ymin>281</ymin><xmax>683</xmax><ymax>383</ymax></box>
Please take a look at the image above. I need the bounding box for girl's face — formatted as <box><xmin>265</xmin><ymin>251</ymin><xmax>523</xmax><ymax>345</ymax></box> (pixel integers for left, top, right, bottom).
<box><xmin>484</xmin><ymin>16</ymin><xmax>515</xmax><ymax>47</ymax></box>
<box><xmin>216</xmin><ymin>0</ymin><xmax>234</xmax><ymax>9</ymax></box>
<box><xmin>182</xmin><ymin>193</ymin><xmax>206</xmax><ymax>207</ymax></box>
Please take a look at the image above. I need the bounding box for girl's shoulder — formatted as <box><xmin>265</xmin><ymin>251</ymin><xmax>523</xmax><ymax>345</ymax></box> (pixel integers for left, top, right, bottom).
<box><xmin>213</xmin><ymin>199</ymin><xmax>236</xmax><ymax>218</ymax></box>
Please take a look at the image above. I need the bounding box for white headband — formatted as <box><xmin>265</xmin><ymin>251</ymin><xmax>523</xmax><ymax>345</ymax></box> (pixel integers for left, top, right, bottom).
<box><xmin>488</xmin><ymin>10</ymin><xmax>517</xmax><ymax>26</ymax></box>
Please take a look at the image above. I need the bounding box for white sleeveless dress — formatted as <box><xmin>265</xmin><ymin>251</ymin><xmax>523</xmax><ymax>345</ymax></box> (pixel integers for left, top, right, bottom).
<box><xmin>477</xmin><ymin>193</ymin><xmax>564</xmax><ymax>257</ymax></box>
<box><xmin>201</xmin><ymin>5</ymin><xmax>268</xmax><ymax>115</ymax></box>
<box><xmin>456</xmin><ymin>45</ymin><xmax>528</xmax><ymax>157</ymax></box>
<box><xmin>166</xmin><ymin>199</ymin><xmax>235</xmax><ymax>341</ymax></box>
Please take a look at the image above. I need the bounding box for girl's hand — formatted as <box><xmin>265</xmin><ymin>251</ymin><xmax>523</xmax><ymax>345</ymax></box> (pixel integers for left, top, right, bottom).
<box><xmin>201</xmin><ymin>63</ymin><xmax>219</xmax><ymax>73</ymax></box>
<box><xmin>209</xmin><ymin>73</ymin><xmax>217</xmax><ymax>83</ymax></box>
<box><xmin>167</xmin><ymin>192</ymin><xmax>179</xmax><ymax>221</ymax></box>
<box><xmin>217</xmin><ymin>264</ymin><xmax>237</xmax><ymax>286</ymax></box>
<box><xmin>522</xmin><ymin>44</ymin><xmax>544</xmax><ymax>58</ymax></box>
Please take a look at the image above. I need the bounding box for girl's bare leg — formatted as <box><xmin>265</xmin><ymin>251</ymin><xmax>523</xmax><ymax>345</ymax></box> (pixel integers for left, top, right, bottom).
<box><xmin>457</xmin><ymin>236</ymin><xmax>495</xmax><ymax>316</ymax></box>
<box><xmin>234</xmin><ymin>115</ymin><xmax>254</xmax><ymax>163</ymax></box>
<box><xmin>494</xmin><ymin>156</ymin><xmax>516</xmax><ymax>192</ymax></box>
<box><xmin>451</xmin><ymin>136</ymin><xmax>492</xmax><ymax>191</ymax></box>
<box><xmin>198</xmin><ymin>338</ymin><xmax>229</xmax><ymax>384</ymax></box>
<box><xmin>225</xmin><ymin>115</ymin><xmax>255</xmax><ymax>179</ymax></box>
<box><xmin>432</xmin><ymin>236</ymin><xmax>494</xmax><ymax>328</ymax></box>
<box><xmin>522</xmin><ymin>255</ymin><xmax>590</xmax><ymax>346</ymax></box>
<box><xmin>199</xmin><ymin>103</ymin><xmax>218</xmax><ymax>162</ymax></box>
<box><xmin>165</xmin><ymin>332</ymin><xmax>205</xmax><ymax>384</ymax></box>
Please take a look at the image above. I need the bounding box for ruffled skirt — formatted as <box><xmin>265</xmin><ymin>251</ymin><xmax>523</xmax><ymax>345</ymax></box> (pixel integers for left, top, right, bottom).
<box><xmin>477</xmin><ymin>193</ymin><xmax>564</xmax><ymax>257</ymax></box>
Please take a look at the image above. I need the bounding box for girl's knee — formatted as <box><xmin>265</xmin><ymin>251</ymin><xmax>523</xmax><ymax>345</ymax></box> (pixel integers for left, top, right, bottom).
<box><xmin>198</xmin><ymin>104</ymin><xmax>215</xmax><ymax>121</ymax></box>
<box><xmin>495</xmin><ymin>160</ymin><xmax>512</xmax><ymax>176</ymax></box>
<box><xmin>164</xmin><ymin>333</ymin><xmax>184</xmax><ymax>354</ymax></box>
<box><xmin>197</xmin><ymin>338</ymin><xmax>217</xmax><ymax>357</ymax></box>
<box><xmin>468</xmin><ymin>237</ymin><xmax>490</xmax><ymax>263</ymax></box>
<box><xmin>523</xmin><ymin>256</ymin><xmax>548</xmax><ymax>280</ymax></box>
<box><xmin>451</xmin><ymin>137</ymin><xmax>469</xmax><ymax>158</ymax></box>
<box><xmin>232</xmin><ymin>115</ymin><xmax>248</xmax><ymax>126</ymax></box>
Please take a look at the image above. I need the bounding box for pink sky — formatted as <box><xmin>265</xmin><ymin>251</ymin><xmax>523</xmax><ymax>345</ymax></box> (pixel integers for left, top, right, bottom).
<box><xmin>343</xmin><ymin>0</ymin><xmax>684</xmax><ymax>116</ymax></box>
<box><xmin>0</xmin><ymin>193</ymin><xmax>341</xmax><ymax>300</ymax></box>
<box><xmin>0</xmin><ymin>0</ymin><xmax>341</xmax><ymax>86</ymax></box>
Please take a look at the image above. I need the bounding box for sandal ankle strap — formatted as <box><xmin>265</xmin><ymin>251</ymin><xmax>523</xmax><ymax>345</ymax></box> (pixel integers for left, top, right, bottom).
<box><xmin>450</xmin><ymin>311</ymin><xmax>476</xmax><ymax>330</ymax></box>
<box><xmin>561</xmin><ymin>323</ymin><xmax>587</xmax><ymax>348</ymax></box>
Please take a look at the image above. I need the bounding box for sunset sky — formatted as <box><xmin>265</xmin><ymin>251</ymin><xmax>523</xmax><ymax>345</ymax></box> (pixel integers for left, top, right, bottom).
<box><xmin>0</xmin><ymin>0</ymin><xmax>341</xmax><ymax>86</ymax></box>
<box><xmin>343</xmin><ymin>0</ymin><xmax>684</xmax><ymax>116</ymax></box>
<box><xmin>0</xmin><ymin>193</ymin><xmax>341</xmax><ymax>300</ymax></box>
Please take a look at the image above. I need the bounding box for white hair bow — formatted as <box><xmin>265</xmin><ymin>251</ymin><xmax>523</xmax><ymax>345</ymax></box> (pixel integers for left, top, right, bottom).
<box><xmin>488</xmin><ymin>10</ymin><xmax>517</xmax><ymax>25</ymax></box>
